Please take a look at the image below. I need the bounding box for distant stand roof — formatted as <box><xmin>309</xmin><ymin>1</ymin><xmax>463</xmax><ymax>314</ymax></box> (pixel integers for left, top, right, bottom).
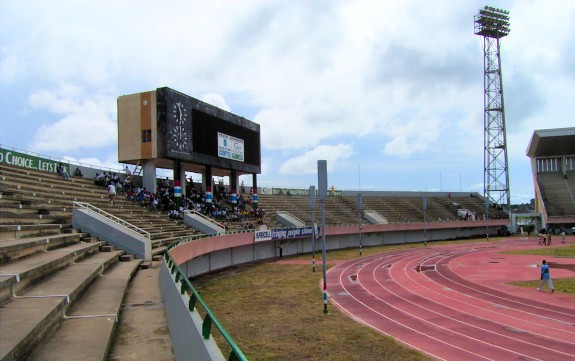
<box><xmin>526</xmin><ymin>127</ymin><xmax>575</xmax><ymax>158</ymax></box>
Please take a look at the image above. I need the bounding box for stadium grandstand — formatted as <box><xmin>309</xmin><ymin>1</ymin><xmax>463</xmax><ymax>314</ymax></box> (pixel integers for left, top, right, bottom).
<box><xmin>12</xmin><ymin>100</ymin><xmax>575</xmax><ymax>361</ymax></box>
<box><xmin>0</xmin><ymin>142</ymin><xmax>511</xmax><ymax>360</ymax></box>
<box><xmin>0</xmin><ymin>81</ymin><xmax>525</xmax><ymax>361</ymax></box>
<box><xmin>527</xmin><ymin>127</ymin><xmax>575</xmax><ymax>234</ymax></box>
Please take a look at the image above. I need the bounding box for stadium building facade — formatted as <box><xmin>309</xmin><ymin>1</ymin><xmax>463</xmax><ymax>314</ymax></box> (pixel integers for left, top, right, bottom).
<box><xmin>527</xmin><ymin>127</ymin><xmax>575</xmax><ymax>232</ymax></box>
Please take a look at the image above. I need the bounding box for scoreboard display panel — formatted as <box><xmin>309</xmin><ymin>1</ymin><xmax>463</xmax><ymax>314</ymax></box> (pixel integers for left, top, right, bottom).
<box><xmin>156</xmin><ymin>87</ymin><xmax>261</xmax><ymax>174</ymax></box>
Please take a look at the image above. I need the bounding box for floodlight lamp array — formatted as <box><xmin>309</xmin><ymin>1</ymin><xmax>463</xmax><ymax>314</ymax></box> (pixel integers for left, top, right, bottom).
<box><xmin>484</xmin><ymin>6</ymin><xmax>509</xmax><ymax>15</ymax></box>
<box><xmin>474</xmin><ymin>6</ymin><xmax>510</xmax><ymax>38</ymax></box>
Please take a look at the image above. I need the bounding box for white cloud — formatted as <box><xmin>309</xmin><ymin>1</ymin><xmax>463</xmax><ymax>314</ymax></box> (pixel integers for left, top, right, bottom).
<box><xmin>27</xmin><ymin>84</ymin><xmax>117</xmax><ymax>152</ymax></box>
<box><xmin>0</xmin><ymin>48</ymin><xmax>26</xmax><ymax>84</ymax></box>
<box><xmin>279</xmin><ymin>144</ymin><xmax>353</xmax><ymax>174</ymax></box>
<box><xmin>201</xmin><ymin>93</ymin><xmax>231</xmax><ymax>112</ymax></box>
<box><xmin>62</xmin><ymin>154</ymin><xmax>123</xmax><ymax>173</ymax></box>
<box><xmin>382</xmin><ymin>116</ymin><xmax>442</xmax><ymax>157</ymax></box>
<box><xmin>1</xmin><ymin>0</ymin><xmax>574</xmax><ymax>205</ymax></box>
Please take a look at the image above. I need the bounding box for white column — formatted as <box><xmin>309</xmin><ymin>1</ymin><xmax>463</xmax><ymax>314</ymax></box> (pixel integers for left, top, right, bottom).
<box><xmin>143</xmin><ymin>160</ymin><xmax>157</xmax><ymax>194</ymax></box>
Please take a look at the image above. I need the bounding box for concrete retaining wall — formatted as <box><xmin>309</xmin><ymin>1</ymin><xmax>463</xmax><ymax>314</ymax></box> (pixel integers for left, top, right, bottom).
<box><xmin>72</xmin><ymin>208</ymin><xmax>152</xmax><ymax>260</ymax></box>
<box><xmin>162</xmin><ymin>219</ymin><xmax>507</xmax><ymax>360</ymax></box>
<box><xmin>160</xmin><ymin>263</ymin><xmax>225</xmax><ymax>361</ymax></box>
<box><xmin>172</xmin><ymin>220</ymin><xmax>507</xmax><ymax>279</ymax></box>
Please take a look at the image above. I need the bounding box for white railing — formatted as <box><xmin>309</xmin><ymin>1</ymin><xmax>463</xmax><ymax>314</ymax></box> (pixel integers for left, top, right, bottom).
<box><xmin>184</xmin><ymin>209</ymin><xmax>225</xmax><ymax>228</ymax></box>
<box><xmin>276</xmin><ymin>210</ymin><xmax>305</xmax><ymax>225</ymax></box>
<box><xmin>1</xmin><ymin>144</ymin><xmax>125</xmax><ymax>174</ymax></box>
<box><xmin>73</xmin><ymin>201</ymin><xmax>151</xmax><ymax>240</ymax></box>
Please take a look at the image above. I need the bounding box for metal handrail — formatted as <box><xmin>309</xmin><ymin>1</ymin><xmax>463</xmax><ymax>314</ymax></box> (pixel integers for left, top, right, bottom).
<box><xmin>73</xmin><ymin>201</ymin><xmax>151</xmax><ymax>239</ymax></box>
<box><xmin>164</xmin><ymin>238</ymin><xmax>247</xmax><ymax>361</ymax></box>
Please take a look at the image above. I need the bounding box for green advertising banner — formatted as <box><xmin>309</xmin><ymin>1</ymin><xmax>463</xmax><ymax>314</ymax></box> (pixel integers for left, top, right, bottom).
<box><xmin>0</xmin><ymin>147</ymin><xmax>67</xmax><ymax>173</ymax></box>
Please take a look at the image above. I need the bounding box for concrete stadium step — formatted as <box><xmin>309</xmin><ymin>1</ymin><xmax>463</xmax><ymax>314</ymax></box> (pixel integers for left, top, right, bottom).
<box><xmin>0</xmin><ymin>297</ymin><xmax>64</xmax><ymax>361</ymax></box>
<box><xmin>0</xmin><ymin>224</ymin><xmax>64</xmax><ymax>241</ymax></box>
<box><xmin>0</xmin><ymin>212</ymin><xmax>68</xmax><ymax>226</ymax></box>
<box><xmin>0</xmin><ymin>175</ymin><xmax>89</xmax><ymax>194</ymax></box>
<box><xmin>25</xmin><ymin>259</ymin><xmax>142</xmax><ymax>361</ymax></box>
<box><xmin>151</xmin><ymin>236</ymin><xmax>185</xmax><ymax>249</ymax></box>
<box><xmin>1</xmin><ymin>184</ymin><xmax>111</xmax><ymax>207</ymax></box>
<box><xmin>0</xmin><ymin>165</ymin><xmax>96</xmax><ymax>188</ymax></box>
<box><xmin>0</xmin><ymin>232</ymin><xmax>88</xmax><ymax>263</ymax></box>
<box><xmin>0</xmin><ymin>198</ymin><xmax>70</xmax><ymax>216</ymax></box>
<box><xmin>0</xmin><ymin>251</ymin><xmax>124</xmax><ymax>361</ymax></box>
<box><xmin>0</xmin><ymin>242</ymin><xmax>104</xmax><ymax>304</ymax></box>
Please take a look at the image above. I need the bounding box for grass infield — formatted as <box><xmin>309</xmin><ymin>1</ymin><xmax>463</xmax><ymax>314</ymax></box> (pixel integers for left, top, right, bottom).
<box><xmin>191</xmin><ymin>237</ymin><xmax>574</xmax><ymax>360</ymax></box>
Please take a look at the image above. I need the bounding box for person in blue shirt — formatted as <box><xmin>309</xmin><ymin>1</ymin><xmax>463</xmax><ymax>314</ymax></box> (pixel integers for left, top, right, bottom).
<box><xmin>537</xmin><ymin>260</ymin><xmax>555</xmax><ymax>293</ymax></box>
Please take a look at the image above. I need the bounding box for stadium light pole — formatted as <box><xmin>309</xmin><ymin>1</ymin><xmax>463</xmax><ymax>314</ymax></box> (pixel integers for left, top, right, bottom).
<box><xmin>357</xmin><ymin>193</ymin><xmax>363</xmax><ymax>256</ymax></box>
<box><xmin>423</xmin><ymin>196</ymin><xmax>427</xmax><ymax>246</ymax></box>
<box><xmin>474</xmin><ymin>6</ymin><xmax>511</xmax><ymax>214</ymax></box>
<box><xmin>309</xmin><ymin>185</ymin><xmax>316</xmax><ymax>273</ymax></box>
<box><xmin>318</xmin><ymin>160</ymin><xmax>328</xmax><ymax>315</ymax></box>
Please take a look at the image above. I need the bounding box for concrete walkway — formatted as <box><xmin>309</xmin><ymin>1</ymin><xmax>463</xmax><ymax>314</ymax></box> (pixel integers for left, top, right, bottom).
<box><xmin>107</xmin><ymin>261</ymin><xmax>174</xmax><ymax>361</ymax></box>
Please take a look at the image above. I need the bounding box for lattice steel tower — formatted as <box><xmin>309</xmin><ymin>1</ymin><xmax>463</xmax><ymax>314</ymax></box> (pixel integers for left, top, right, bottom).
<box><xmin>474</xmin><ymin>6</ymin><xmax>511</xmax><ymax>213</ymax></box>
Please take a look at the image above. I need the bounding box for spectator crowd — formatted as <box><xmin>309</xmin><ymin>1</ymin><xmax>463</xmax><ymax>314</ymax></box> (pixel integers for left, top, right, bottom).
<box><xmin>93</xmin><ymin>171</ymin><xmax>264</xmax><ymax>231</ymax></box>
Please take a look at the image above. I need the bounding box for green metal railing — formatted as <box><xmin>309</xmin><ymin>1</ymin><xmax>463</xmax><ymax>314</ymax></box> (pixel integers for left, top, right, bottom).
<box><xmin>164</xmin><ymin>238</ymin><xmax>248</xmax><ymax>361</ymax></box>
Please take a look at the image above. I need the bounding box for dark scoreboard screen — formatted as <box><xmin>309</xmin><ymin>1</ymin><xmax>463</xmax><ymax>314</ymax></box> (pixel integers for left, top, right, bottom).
<box><xmin>156</xmin><ymin>87</ymin><xmax>261</xmax><ymax>174</ymax></box>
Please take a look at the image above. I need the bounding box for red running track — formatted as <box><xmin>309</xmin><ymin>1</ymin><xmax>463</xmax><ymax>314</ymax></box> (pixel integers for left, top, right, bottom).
<box><xmin>327</xmin><ymin>238</ymin><xmax>575</xmax><ymax>360</ymax></box>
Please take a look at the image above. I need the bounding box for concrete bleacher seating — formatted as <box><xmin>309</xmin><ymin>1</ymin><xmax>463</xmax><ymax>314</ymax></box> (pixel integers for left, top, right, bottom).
<box><xmin>537</xmin><ymin>171</ymin><xmax>575</xmax><ymax>218</ymax></box>
<box><xmin>256</xmin><ymin>192</ymin><xmax>505</xmax><ymax>226</ymax></box>
<box><xmin>0</xmin><ymin>164</ymin><xmax>201</xmax><ymax>252</ymax></box>
<box><xmin>0</xmin><ymin>163</ymin><xmax>183</xmax><ymax>360</ymax></box>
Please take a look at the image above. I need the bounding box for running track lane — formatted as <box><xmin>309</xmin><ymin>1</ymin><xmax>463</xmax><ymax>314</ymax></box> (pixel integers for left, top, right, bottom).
<box><xmin>327</xmin><ymin>240</ymin><xmax>575</xmax><ymax>360</ymax></box>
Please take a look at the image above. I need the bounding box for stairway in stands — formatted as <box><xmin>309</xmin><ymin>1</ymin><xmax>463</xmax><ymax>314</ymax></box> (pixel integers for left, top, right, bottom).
<box><xmin>0</xmin><ymin>163</ymin><xmax>185</xmax><ymax>360</ymax></box>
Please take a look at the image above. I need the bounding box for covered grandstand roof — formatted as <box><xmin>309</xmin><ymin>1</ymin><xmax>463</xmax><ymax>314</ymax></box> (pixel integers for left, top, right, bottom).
<box><xmin>526</xmin><ymin>127</ymin><xmax>575</xmax><ymax>158</ymax></box>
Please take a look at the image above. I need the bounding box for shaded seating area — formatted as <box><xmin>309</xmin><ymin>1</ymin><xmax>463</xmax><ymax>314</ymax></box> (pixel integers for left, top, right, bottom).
<box><xmin>536</xmin><ymin>171</ymin><xmax>575</xmax><ymax>218</ymax></box>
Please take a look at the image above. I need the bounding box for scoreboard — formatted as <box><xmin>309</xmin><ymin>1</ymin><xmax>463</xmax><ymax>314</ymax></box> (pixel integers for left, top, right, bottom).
<box><xmin>156</xmin><ymin>87</ymin><xmax>261</xmax><ymax>174</ymax></box>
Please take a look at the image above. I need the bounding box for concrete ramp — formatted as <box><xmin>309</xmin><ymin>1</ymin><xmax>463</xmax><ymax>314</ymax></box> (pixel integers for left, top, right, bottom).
<box><xmin>276</xmin><ymin>211</ymin><xmax>305</xmax><ymax>228</ymax></box>
<box><xmin>364</xmin><ymin>210</ymin><xmax>389</xmax><ymax>224</ymax></box>
<box><xmin>183</xmin><ymin>211</ymin><xmax>225</xmax><ymax>235</ymax></box>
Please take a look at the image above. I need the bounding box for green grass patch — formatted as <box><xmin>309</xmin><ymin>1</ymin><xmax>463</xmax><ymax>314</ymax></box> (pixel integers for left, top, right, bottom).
<box><xmin>503</xmin><ymin>243</ymin><xmax>575</xmax><ymax>258</ymax></box>
<box><xmin>509</xmin><ymin>278</ymin><xmax>575</xmax><ymax>294</ymax></box>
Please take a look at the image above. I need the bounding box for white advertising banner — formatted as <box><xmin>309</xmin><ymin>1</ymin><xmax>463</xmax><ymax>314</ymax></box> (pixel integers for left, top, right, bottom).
<box><xmin>254</xmin><ymin>227</ymin><xmax>314</xmax><ymax>243</ymax></box>
<box><xmin>217</xmin><ymin>132</ymin><xmax>244</xmax><ymax>162</ymax></box>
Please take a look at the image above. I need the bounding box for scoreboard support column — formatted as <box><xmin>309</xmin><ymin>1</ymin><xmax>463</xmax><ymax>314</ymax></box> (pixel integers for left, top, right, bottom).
<box><xmin>230</xmin><ymin>169</ymin><xmax>238</xmax><ymax>204</ymax></box>
<box><xmin>174</xmin><ymin>160</ymin><xmax>182</xmax><ymax>207</ymax></box>
<box><xmin>252</xmin><ymin>174</ymin><xmax>258</xmax><ymax>207</ymax></box>
<box><xmin>205</xmin><ymin>165</ymin><xmax>213</xmax><ymax>205</ymax></box>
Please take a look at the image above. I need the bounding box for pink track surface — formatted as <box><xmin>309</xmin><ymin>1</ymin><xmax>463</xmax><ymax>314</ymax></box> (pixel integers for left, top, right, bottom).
<box><xmin>326</xmin><ymin>237</ymin><xmax>575</xmax><ymax>360</ymax></box>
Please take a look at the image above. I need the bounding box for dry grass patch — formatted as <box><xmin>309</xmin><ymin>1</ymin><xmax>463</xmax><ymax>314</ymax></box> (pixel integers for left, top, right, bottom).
<box><xmin>193</xmin><ymin>262</ymin><xmax>430</xmax><ymax>361</ymax></box>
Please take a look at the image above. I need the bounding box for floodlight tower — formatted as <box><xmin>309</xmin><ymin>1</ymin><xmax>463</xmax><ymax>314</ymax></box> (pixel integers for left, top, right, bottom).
<box><xmin>474</xmin><ymin>6</ymin><xmax>511</xmax><ymax>213</ymax></box>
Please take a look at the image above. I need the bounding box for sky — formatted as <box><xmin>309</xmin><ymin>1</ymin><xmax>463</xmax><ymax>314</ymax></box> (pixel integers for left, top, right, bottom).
<box><xmin>1</xmin><ymin>0</ymin><xmax>574</xmax><ymax>205</ymax></box>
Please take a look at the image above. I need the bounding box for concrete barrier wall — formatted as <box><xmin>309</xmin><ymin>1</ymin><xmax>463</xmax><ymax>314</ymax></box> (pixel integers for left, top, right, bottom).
<box><xmin>163</xmin><ymin>219</ymin><xmax>507</xmax><ymax>360</ymax></box>
<box><xmin>72</xmin><ymin>208</ymin><xmax>152</xmax><ymax>260</ymax></box>
<box><xmin>160</xmin><ymin>262</ymin><xmax>225</xmax><ymax>361</ymax></box>
<box><xmin>184</xmin><ymin>212</ymin><xmax>225</xmax><ymax>235</ymax></box>
<box><xmin>171</xmin><ymin>220</ymin><xmax>508</xmax><ymax>278</ymax></box>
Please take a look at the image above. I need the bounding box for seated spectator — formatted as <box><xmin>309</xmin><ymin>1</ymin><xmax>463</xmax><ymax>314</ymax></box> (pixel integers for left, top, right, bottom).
<box><xmin>57</xmin><ymin>163</ymin><xmax>69</xmax><ymax>180</ymax></box>
<box><xmin>169</xmin><ymin>209</ymin><xmax>179</xmax><ymax>221</ymax></box>
<box><xmin>95</xmin><ymin>172</ymin><xmax>104</xmax><ymax>186</ymax></box>
<box><xmin>74</xmin><ymin>167</ymin><xmax>83</xmax><ymax>177</ymax></box>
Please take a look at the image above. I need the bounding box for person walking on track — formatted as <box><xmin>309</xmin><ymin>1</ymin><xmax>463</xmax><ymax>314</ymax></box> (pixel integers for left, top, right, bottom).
<box><xmin>537</xmin><ymin>260</ymin><xmax>555</xmax><ymax>293</ymax></box>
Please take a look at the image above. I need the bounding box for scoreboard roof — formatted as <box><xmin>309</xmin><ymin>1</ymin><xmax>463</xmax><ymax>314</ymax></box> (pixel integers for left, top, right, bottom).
<box><xmin>526</xmin><ymin>127</ymin><xmax>575</xmax><ymax>158</ymax></box>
